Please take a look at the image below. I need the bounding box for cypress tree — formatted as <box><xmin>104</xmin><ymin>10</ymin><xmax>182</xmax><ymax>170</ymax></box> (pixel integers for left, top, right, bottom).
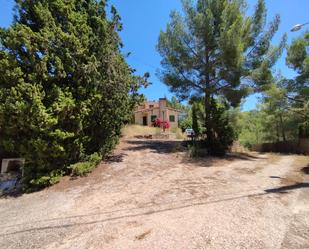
<box><xmin>0</xmin><ymin>0</ymin><xmax>147</xmax><ymax>187</ymax></box>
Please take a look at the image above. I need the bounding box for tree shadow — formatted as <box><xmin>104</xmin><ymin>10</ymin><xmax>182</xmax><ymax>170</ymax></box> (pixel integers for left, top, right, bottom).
<box><xmin>105</xmin><ymin>153</ymin><xmax>127</xmax><ymax>163</ymax></box>
<box><xmin>264</xmin><ymin>182</ymin><xmax>309</xmax><ymax>194</ymax></box>
<box><xmin>301</xmin><ymin>166</ymin><xmax>309</xmax><ymax>175</ymax></box>
<box><xmin>0</xmin><ymin>188</ymin><xmax>23</xmax><ymax>199</ymax></box>
<box><xmin>125</xmin><ymin>139</ymin><xmax>185</xmax><ymax>154</ymax></box>
<box><xmin>181</xmin><ymin>152</ymin><xmax>263</xmax><ymax>168</ymax></box>
<box><xmin>225</xmin><ymin>152</ymin><xmax>263</xmax><ymax>161</ymax></box>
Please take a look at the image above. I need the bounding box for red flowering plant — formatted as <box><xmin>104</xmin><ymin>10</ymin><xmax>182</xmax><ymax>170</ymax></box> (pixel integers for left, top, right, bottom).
<box><xmin>153</xmin><ymin>118</ymin><xmax>162</xmax><ymax>127</ymax></box>
<box><xmin>153</xmin><ymin>118</ymin><xmax>170</xmax><ymax>132</ymax></box>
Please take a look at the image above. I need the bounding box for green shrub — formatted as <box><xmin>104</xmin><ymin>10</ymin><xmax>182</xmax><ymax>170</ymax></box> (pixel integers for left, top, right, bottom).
<box><xmin>179</xmin><ymin>117</ymin><xmax>191</xmax><ymax>131</ymax></box>
<box><xmin>69</xmin><ymin>153</ymin><xmax>102</xmax><ymax>177</ymax></box>
<box><xmin>70</xmin><ymin>162</ymin><xmax>95</xmax><ymax>176</ymax></box>
<box><xmin>203</xmin><ymin>99</ymin><xmax>236</xmax><ymax>156</ymax></box>
<box><xmin>29</xmin><ymin>170</ymin><xmax>64</xmax><ymax>189</ymax></box>
<box><xmin>87</xmin><ymin>152</ymin><xmax>102</xmax><ymax>164</ymax></box>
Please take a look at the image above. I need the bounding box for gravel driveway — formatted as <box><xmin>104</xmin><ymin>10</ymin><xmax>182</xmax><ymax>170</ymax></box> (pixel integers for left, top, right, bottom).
<box><xmin>0</xmin><ymin>139</ymin><xmax>308</xmax><ymax>249</ymax></box>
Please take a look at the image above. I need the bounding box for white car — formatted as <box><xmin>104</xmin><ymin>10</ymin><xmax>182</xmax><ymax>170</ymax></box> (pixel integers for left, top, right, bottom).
<box><xmin>185</xmin><ymin>128</ymin><xmax>195</xmax><ymax>137</ymax></box>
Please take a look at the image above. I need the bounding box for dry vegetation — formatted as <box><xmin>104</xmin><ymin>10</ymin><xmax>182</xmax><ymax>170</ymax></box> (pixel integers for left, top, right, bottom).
<box><xmin>122</xmin><ymin>125</ymin><xmax>161</xmax><ymax>138</ymax></box>
<box><xmin>122</xmin><ymin>124</ymin><xmax>185</xmax><ymax>139</ymax></box>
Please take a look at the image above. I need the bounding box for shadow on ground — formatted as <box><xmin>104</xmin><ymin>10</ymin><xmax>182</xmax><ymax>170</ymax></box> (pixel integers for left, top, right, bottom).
<box><xmin>126</xmin><ymin>139</ymin><xmax>185</xmax><ymax>154</ymax></box>
<box><xmin>301</xmin><ymin>166</ymin><xmax>309</xmax><ymax>175</ymax></box>
<box><xmin>105</xmin><ymin>153</ymin><xmax>127</xmax><ymax>163</ymax></box>
<box><xmin>181</xmin><ymin>152</ymin><xmax>263</xmax><ymax>168</ymax></box>
<box><xmin>264</xmin><ymin>182</ymin><xmax>309</xmax><ymax>194</ymax></box>
<box><xmin>0</xmin><ymin>188</ymin><xmax>23</xmax><ymax>199</ymax></box>
<box><xmin>269</xmin><ymin>176</ymin><xmax>282</xmax><ymax>179</ymax></box>
<box><xmin>126</xmin><ymin>139</ymin><xmax>263</xmax><ymax>168</ymax></box>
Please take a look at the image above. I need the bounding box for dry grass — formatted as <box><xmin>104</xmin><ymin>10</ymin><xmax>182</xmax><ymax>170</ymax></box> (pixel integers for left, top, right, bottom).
<box><xmin>122</xmin><ymin>125</ymin><xmax>161</xmax><ymax>138</ymax></box>
<box><xmin>171</xmin><ymin>127</ymin><xmax>186</xmax><ymax>139</ymax></box>
<box><xmin>122</xmin><ymin>125</ymin><xmax>186</xmax><ymax>140</ymax></box>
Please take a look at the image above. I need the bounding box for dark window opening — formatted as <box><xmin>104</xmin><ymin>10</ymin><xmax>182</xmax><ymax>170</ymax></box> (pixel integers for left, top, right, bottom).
<box><xmin>169</xmin><ymin>115</ymin><xmax>175</xmax><ymax>122</ymax></box>
<box><xmin>143</xmin><ymin>116</ymin><xmax>148</xmax><ymax>126</ymax></box>
<box><xmin>151</xmin><ymin>115</ymin><xmax>157</xmax><ymax>122</ymax></box>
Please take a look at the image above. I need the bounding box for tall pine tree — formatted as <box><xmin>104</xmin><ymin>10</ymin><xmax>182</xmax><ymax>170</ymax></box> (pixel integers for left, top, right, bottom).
<box><xmin>285</xmin><ymin>31</ymin><xmax>309</xmax><ymax>137</ymax></box>
<box><xmin>157</xmin><ymin>0</ymin><xmax>286</xmax><ymax>154</ymax></box>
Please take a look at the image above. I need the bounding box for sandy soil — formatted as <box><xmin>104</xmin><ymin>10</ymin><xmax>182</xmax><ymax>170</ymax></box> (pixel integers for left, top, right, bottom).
<box><xmin>0</xmin><ymin>139</ymin><xmax>308</xmax><ymax>249</ymax></box>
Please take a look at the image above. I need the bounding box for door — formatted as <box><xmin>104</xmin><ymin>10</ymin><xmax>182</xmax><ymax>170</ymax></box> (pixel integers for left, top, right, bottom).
<box><xmin>143</xmin><ymin>116</ymin><xmax>148</xmax><ymax>126</ymax></box>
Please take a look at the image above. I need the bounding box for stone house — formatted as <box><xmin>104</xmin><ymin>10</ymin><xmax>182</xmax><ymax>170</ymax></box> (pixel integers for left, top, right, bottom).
<box><xmin>133</xmin><ymin>98</ymin><xmax>181</xmax><ymax>129</ymax></box>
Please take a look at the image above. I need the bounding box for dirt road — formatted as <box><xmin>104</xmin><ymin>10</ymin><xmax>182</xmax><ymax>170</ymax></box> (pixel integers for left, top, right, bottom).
<box><xmin>0</xmin><ymin>139</ymin><xmax>308</xmax><ymax>249</ymax></box>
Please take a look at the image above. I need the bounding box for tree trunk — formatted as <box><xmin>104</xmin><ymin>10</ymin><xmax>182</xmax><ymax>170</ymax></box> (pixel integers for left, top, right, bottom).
<box><xmin>204</xmin><ymin>50</ymin><xmax>214</xmax><ymax>150</ymax></box>
<box><xmin>204</xmin><ymin>91</ymin><xmax>211</xmax><ymax>139</ymax></box>
<box><xmin>276</xmin><ymin>120</ymin><xmax>280</xmax><ymax>142</ymax></box>
<box><xmin>279</xmin><ymin>114</ymin><xmax>286</xmax><ymax>142</ymax></box>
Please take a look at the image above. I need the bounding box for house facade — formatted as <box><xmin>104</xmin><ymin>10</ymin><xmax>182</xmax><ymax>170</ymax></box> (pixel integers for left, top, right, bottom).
<box><xmin>134</xmin><ymin>98</ymin><xmax>181</xmax><ymax>129</ymax></box>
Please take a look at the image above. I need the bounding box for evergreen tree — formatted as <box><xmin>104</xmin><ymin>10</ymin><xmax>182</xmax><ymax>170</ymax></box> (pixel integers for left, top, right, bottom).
<box><xmin>157</xmin><ymin>0</ymin><xmax>286</xmax><ymax>154</ymax></box>
<box><xmin>285</xmin><ymin>31</ymin><xmax>309</xmax><ymax>136</ymax></box>
<box><xmin>0</xmin><ymin>0</ymin><xmax>147</xmax><ymax>187</ymax></box>
<box><xmin>192</xmin><ymin>102</ymin><xmax>200</xmax><ymax>136</ymax></box>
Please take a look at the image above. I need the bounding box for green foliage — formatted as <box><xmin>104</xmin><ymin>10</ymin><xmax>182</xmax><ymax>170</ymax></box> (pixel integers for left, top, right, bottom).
<box><xmin>70</xmin><ymin>162</ymin><xmax>95</xmax><ymax>177</ymax></box>
<box><xmin>238</xmin><ymin>111</ymin><xmax>265</xmax><ymax>147</ymax></box>
<box><xmin>285</xmin><ymin>31</ymin><xmax>309</xmax><ymax>133</ymax></box>
<box><xmin>192</xmin><ymin>102</ymin><xmax>200</xmax><ymax>136</ymax></box>
<box><xmin>69</xmin><ymin>152</ymin><xmax>102</xmax><ymax>177</ymax></box>
<box><xmin>29</xmin><ymin>170</ymin><xmax>64</xmax><ymax>189</ymax></box>
<box><xmin>204</xmin><ymin>99</ymin><xmax>236</xmax><ymax>156</ymax></box>
<box><xmin>0</xmin><ymin>0</ymin><xmax>147</xmax><ymax>186</ymax></box>
<box><xmin>230</xmin><ymin>32</ymin><xmax>308</xmax><ymax>148</ymax></box>
<box><xmin>179</xmin><ymin>116</ymin><xmax>192</xmax><ymax>131</ymax></box>
<box><xmin>238</xmin><ymin>76</ymin><xmax>305</xmax><ymax>147</ymax></box>
<box><xmin>178</xmin><ymin>103</ymin><xmax>192</xmax><ymax>131</ymax></box>
<box><xmin>167</xmin><ymin>96</ymin><xmax>188</xmax><ymax>111</ymax></box>
<box><xmin>157</xmin><ymin>0</ymin><xmax>285</xmax><ymax>155</ymax></box>
<box><xmin>87</xmin><ymin>152</ymin><xmax>102</xmax><ymax>165</ymax></box>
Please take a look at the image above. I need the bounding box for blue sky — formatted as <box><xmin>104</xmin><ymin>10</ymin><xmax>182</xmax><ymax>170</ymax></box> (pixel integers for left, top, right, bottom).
<box><xmin>1</xmin><ymin>0</ymin><xmax>308</xmax><ymax>110</ymax></box>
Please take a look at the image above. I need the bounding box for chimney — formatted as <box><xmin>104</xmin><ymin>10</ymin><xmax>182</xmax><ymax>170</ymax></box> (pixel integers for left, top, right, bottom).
<box><xmin>159</xmin><ymin>98</ymin><xmax>167</xmax><ymax>108</ymax></box>
<box><xmin>159</xmin><ymin>98</ymin><xmax>167</xmax><ymax>120</ymax></box>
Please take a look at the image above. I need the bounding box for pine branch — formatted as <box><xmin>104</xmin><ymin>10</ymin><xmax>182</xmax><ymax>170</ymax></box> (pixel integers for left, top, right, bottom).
<box><xmin>285</xmin><ymin>94</ymin><xmax>305</xmax><ymax>103</ymax></box>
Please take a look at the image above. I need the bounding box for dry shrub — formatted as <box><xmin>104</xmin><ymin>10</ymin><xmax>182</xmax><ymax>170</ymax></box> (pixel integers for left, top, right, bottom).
<box><xmin>122</xmin><ymin>125</ymin><xmax>161</xmax><ymax>138</ymax></box>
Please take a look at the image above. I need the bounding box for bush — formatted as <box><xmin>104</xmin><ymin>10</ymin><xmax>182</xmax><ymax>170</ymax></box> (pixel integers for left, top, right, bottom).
<box><xmin>69</xmin><ymin>153</ymin><xmax>102</xmax><ymax>176</ymax></box>
<box><xmin>153</xmin><ymin>118</ymin><xmax>170</xmax><ymax>131</ymax></box>
<box><xmin>179</xmin><ymin>117</ymin><xmax>192</xmax><ymax>132</ymax></box>
<box><xmin>70</xmin><ymin>162</ymin><xmax>95</xmax><ymax>176</ymax></box>
<box><xmin>203</xmin><ymin>99</ymin><xmax>236</xmax><ymax>156</ymax></box>
<box><xmin>87</xmin><ymin>152</ymin><xmax>102</xmax><ymax>164</ymax></box>
<box><xmin>29</xmin><ymin>170</ymin><xmax>64</xmax><ymax>189</ymax></box>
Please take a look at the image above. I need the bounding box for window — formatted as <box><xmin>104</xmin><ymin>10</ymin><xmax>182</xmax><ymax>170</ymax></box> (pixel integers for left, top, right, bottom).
<box><xmin>149</xmin><ymin>105</ymin><xmax>154</xmax><ymax>108</ymax></box>
<box><xmin>169</xmin><ymin>115</ymin><xmax>175</xmax><ymax>122</ymax></box>
<box><xmin>151</xmin><ymin>115</ymin><xmax>157</xmax><ymax>122</ymax></box>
